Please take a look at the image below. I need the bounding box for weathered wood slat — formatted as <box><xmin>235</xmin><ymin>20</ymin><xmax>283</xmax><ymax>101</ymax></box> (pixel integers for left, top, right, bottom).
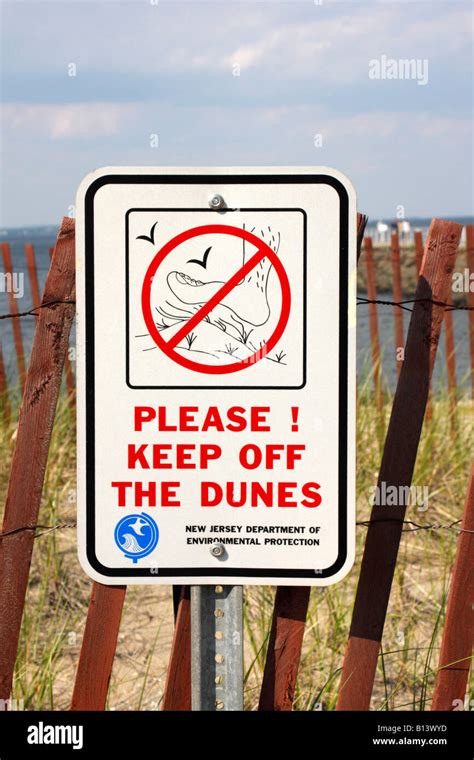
<box><xmin>0</xmin><ymin>218</ymin><xmax>76</xmax><ymax>700</ymax></box>
<box><xmin>432</xmin><ymin>463</ymin><xmax>473</xmax><ymax>710</ymax></box>
<box><xmin>390</xmin><ymin>231</ymin><xmax>404</xmax><ymax>375</ymax></box>
<box><xmin>48</xmin><ymin>244</ymin><xmax>75</xmax><ymax>403</ymax></box>
<box><xmin>71</xmin><ymin>583</ymin><xmax>126</xmax><ymax>710</ymax></box>
<box><xmin>0</xmin><ymin>343</ymin><xmax>10</xmax><ymax>426</ymax></box>
<box><xmin>466</xmin><ymin>225</ymin><xmax>474</xmax><ymax>399</ymax></box>
<box><xmin>414</xmin><ymin>230</ymin><xmax>424</xmax><ymax>276</ymax></box>
<box><xmin>356</xmin><ymin>213</ymin><xmax>368</xmax><ymax>262</ymax></box>
<box><xmin>162</xmin><ymin>586</ymin><xmax>191</xmax><ymax>710</ymax></box>
<box><xmin>1</xmin><ymin>242</ymin><xmax>26</xmax><ymax>390</ymax></box>
<box><xmin>444</xmin><ymin>295</ymin><xmax>457</xmax><ymax>423</ymax></box>
<box><xmin>24</xmin><ymin>243</ymin><xmax>41</xmax><ymax>310</ymax></box>
<box><xmin>364</xmin><ymin>237</ymin><xmax>383</xmax><ymax>411</ymax></box>
<box><xmin>414</xmin><ymin>230</ymin><xmax>434</xmax><ymax>421</ymax></box>
<box><xmin>259</xmin><ymin>587</ymin><xmax>311</xmax><ymax>711</ymax></box>
<box><xmin>336</xmin><ymin>218</ymin><xmax>463</xmax><ymax>710</ymax></box>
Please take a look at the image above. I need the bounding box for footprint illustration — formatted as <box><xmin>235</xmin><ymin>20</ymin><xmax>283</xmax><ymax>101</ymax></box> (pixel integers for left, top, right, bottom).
<box><xmin>166</xmin><ymin>225</ymin><xmax>279</xmax><ymax>327</ymax></box>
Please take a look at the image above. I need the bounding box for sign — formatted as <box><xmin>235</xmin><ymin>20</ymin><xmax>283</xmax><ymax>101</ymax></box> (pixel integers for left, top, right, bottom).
<box><xmin>76</xmin><ymin>167</ymin><xmax>357</xmax><ymax>585</ymax></box>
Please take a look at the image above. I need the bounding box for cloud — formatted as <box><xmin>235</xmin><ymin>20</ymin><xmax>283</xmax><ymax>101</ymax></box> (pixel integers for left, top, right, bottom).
<box><xmin>218</xmin><ymin>4</ymin><xmax>472</xmax><ymax>83</ymax></box>
<box><xmin>1</xmin><ymin>102</ymin><xmax>138</xmax><ymax>139</ymax></box>
<box><xmin>323</xmin><ymin>111</ymin><xmax>472</xmax><ymax>144</ymax></box>
<box><xmin>224</xmin><ymin>29</ymin><xmax>331</xmax><ymax>73</ymax></box>
<box><xmin>0</xmin><ymin>1</ymin><xmax>472</xmax><ymax>225</ymax></box>
<box><xmin>1</xmin><ymin>1</ymin><xmax>471</xmax><ymax>83</ymax></box>
<box><xmin>1</xmin><ymin>1</ymin><xmax>471</xmax><ymax>118</ymax></box>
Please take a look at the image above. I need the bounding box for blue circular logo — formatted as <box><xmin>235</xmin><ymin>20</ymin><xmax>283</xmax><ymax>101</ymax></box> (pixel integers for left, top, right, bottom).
<box><xmin>114</xmin><ymin>513</ymin><xmax>159</xmax><ymax>564</ymax></box>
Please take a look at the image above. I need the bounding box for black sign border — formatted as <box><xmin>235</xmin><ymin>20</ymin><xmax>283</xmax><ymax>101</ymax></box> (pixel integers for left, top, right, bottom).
<box><xmin>83</xmin><ymin>173</ymin><xmax>350</xmax><ymax>580</ymax></box>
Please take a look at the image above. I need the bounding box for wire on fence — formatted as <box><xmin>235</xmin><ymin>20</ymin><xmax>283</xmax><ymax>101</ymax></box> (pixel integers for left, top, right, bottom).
<box><xmin>1</xmin><ymin>519</ymin><xmax>472</xmax><ymax>541</ymax></box>
<box><xmin>357</xmin><ymin>297</ymin><xmax>474</xmax><ymax>312</ymax></box>
<box><xmin>0</xmin><ymin>299</ymin><xmax>76</xmax><ymax>320</ymax></box>
<box><xmin>356</xmin><ymin>518</ymin><xmax>474</xmax><ymax>534</ymax></box>
<box><xmin>0</xmin><ymin>522</ymin><xmax>77</xmax><ymax>539</ymax></box>
<box><xmin>1</xmin><ymin>297</ymin><xmax>472</xmax><ymax>322</ymax></box>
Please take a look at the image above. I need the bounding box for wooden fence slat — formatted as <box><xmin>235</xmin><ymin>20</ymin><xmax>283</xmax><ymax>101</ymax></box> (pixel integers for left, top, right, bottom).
<box><xmin>71</xmin><ymin>583</ymin><xmax>126</xmax><ymax>710</ymax></box>
<box><xmin>172</xmin><ymin>585</ymin><xmax>183</xmax><ymax>622</ymax></box>
<box><xmin>414</xmin><ymin>230</ymin><xmax>434</xmax><ymax>422</ymax></box>
<box><xmin>24</xmin><ymin>243</ymin><xmax>41</xmax><ymax>310</ymax></box>
<box><xmin>356</xmin><ymin>213</ymin><xmax>368</xmax><ymax>262</ymax></box>
<box><xmin>432</xmin><ymin>462</ymin><xmax>474</xmax><ymax>710</ymax></box>
<box><xmin>443</xmin><ymin>296</ymin><xmax>457</xmax><ymax>419</ymax></box>
<box><xmin>257</xmin><ymin>213</ymin><xmax>367</xmax><ymax>712</ymax></box>
<box><xmin>48</xmin><ymin>242</ymin><xmax>75</xmax><ymax>404</ymax></box>
<box><xmin>390</xmin><ymin>231</ymin><xmax>404</xmax><ymax>375</ymax></box>
<box><xmin>336</xmin><ymin>218</ymin><xmax>463</xmax><ymax>711</ymax></box>
<box><xmin>258</xmin><ymin>587</ymin><xmax>311</xmax><ymax>711</ymax></box>
<box><xmin>64</xmin><ymin>215</ymin><xmax>126</xmax><ymax>711</ymax></box>
<box><xmin>364</xmin><ymin>237</ymin><xmax>383</xmax><ymax>411</ymax></box>
<box><xmin>0</xmin><ymin>343</ymin><xmax>11</xmax><ymax>427</ymax></box>
<box><xmin>64</xmin><ymin>350</ymin><xmax>76</xmax><ymax>404</ymax></box>
<box><xmin>162</xmin><ymin>586</ymin><xmax>191</xmax><ymax>710</ymax></box>
<box><xmin>414</xmin><ymin>230</ymin><xmax>424</xmax><ymax>276</ymax></box>
<box><xmin>466</xmin><ymin>224</ymin><xmax>474</xmax><ymax>399</ymax></box>
<box><xmin>1</xmin><ymin>242</ymin><xmax>26</xmax><ymax>390</ymax></box>
<box><xmin>0</xmin><ymin>218</ymin><xmax>75</xmax><ymax>700</ymax></box>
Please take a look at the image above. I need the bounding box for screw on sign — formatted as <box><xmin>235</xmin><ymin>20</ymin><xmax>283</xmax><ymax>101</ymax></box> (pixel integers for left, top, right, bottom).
<box><xmin>141</xmin><ymin>224</ymin><xmax>291</xmax><ymax>374</ymax></box>
<box><xmin>211</xmin><ymin>543</ymin><xmax>225</xmax><ymax>558</ymax></box>
<box><xmin>209</xmin><ymin>194</ymin><xmax>226</xmax><ymax>210</ymax></box>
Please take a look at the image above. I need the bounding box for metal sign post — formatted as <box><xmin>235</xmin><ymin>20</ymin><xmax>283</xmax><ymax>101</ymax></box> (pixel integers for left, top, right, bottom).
<box><xmin>191</xmin><ymin>585</ymin><xmax>243</xmax><ymax>711</ymax></box>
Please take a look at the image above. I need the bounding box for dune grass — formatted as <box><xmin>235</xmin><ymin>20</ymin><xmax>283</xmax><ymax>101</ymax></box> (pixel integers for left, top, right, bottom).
<box><xmin>0</xmin><ymin>373</ymin><xmax>472</xmax><ymax>711</ymax></box>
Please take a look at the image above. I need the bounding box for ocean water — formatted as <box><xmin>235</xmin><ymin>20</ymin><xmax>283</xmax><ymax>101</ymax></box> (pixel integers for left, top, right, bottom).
<box><xmin>0</xmin><ymin>224</ymin><xmax>471</xmax><ymax>394</ymax></box>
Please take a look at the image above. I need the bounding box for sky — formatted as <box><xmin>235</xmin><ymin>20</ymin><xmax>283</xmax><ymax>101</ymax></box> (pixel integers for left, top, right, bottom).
<box><xmin>0</xmin><ymin>0</ymin><xmax>472</xmax><ymax>227</ymax></box>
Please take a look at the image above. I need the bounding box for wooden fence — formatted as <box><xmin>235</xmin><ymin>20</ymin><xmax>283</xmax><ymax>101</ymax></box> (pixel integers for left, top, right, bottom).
<box><xmin>358</xmin><ymin>225</ymin><xmax>474</xmax><ymax>407</ymax></box>
<box><xmin>0</xmin><ymin>216</ymin><xmax>472</xmax><ymax>711</ymax></box>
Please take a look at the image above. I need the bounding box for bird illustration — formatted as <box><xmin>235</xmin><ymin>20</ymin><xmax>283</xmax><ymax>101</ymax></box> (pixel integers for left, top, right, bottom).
<box><xmin>137</xmin><ymin>221</ymin><xmax>158</xmax><ymax>245</ymax></box>
<box><xmin>187</xmin><ymin>246</ymin><xmax>212</xmax><ymax>269</ymax></box>
<box><xmin>128</xmin><ymin>517</ymin><xmax>148</xmax><ymax>536</ymax></box>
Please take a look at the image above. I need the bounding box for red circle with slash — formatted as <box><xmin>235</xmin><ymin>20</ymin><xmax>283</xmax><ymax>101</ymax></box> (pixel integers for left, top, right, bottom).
<box><xmin>141</xmin><ymin>224</ymin><xmax>291</xmax><ymax>374</ymax></box>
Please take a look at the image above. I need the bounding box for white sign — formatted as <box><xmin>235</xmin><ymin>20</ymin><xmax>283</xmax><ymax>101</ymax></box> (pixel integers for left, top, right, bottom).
<box><xmin>76</xmin><ymin>167</ymin><xmax>356</xmax><ymax>585</ymax></box>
